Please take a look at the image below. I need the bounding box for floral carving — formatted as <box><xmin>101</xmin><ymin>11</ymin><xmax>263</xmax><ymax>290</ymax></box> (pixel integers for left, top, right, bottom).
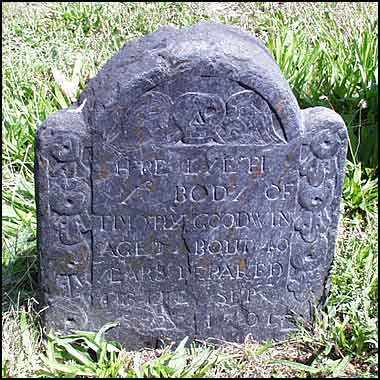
<box><xmin>287</xmin><ymin>271</ymin><xmax>323</xmax><ymax>302</ymax></box>
<box><xmin>47</xmin><ymin>131</ymin><xmax>92</xmax><ymax>277</ymax></box>
<box><xmin>48</xmin><ymin>297</ymin><xmax>89</xmax><ymax>330</ymax></box>
<box><xmin>289</xmin><ymin>125</ymin><xmax>345</xmax><ymax>305</ymax></box>
<box><xmin>50</xmin><ymin>178</ymin><xmax>90</xmax><ymax>216</ymax></box>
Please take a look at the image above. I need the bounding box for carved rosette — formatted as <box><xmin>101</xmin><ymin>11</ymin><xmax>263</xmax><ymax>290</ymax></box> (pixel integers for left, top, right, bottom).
<box><xmin>47</xmin><ymin>297</ymin><xmax>89</xmax><ymax>331</ymax></box>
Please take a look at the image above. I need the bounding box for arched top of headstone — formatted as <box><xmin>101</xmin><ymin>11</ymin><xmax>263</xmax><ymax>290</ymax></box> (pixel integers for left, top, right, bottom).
<box><xmin>79</xmin><ymin>21</ymin><xmax>302</xmax><ymax>145</ymax></box>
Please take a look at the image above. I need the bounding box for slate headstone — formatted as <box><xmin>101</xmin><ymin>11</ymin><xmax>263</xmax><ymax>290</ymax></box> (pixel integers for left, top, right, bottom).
<box><xmin>35</xmin><ymin>21</ymin><xmax>348</xmax><ymax>349</ymax></box>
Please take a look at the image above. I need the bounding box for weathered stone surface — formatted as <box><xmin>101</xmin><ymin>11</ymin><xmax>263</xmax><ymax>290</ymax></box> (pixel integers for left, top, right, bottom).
<box><xmin>35</xmin><ymin>21</ymin><xmax>348</xmax><ymax>349</ymax></box>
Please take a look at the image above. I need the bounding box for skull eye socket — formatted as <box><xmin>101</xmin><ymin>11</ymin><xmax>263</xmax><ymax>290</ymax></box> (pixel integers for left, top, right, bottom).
<box><xmin>64</xmin><ymin>198</ymin><xmax>74</xmax><ymax>208</ymax></box>
<box><xmin>204</xmin><ymin>106</ymin><xmax>217</xmax><ymax>119</ymax></box>
<box><xmin>322</xmin><ymin>138</ymin><xmax>331</xmax><ymax>147</ymax></box>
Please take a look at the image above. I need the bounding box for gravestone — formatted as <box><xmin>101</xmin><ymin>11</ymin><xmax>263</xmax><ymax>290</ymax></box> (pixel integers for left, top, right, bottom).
<box><xmin>35</xmin><ymin>21</ymin><xmax>348</xmax><ymax>349</ymax></box>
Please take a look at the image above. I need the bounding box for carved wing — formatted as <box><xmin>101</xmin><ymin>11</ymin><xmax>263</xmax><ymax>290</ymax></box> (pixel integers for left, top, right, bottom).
<box><xmin>219</xmin><ymin>90</ymin><xmax>286</xmax><ymax>145</ymax></box>
<box><xmin>111</xmin><ymin>91</ymin><xmax>182</xmax><ymax>146</ymax></box>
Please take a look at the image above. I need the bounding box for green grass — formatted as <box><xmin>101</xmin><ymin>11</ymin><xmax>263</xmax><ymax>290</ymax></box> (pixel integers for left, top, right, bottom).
<box><xmin>2</xmin><ymin>2</ymin><xmax>378</xmax><ymax>378</ymax></box>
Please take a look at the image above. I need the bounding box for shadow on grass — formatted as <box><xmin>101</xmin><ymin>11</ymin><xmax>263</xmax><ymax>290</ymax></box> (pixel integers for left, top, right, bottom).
<box><xmin>2</xmin><ymin>238</ymin><xmax>40</xmax><ymax>312</ymax></box>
